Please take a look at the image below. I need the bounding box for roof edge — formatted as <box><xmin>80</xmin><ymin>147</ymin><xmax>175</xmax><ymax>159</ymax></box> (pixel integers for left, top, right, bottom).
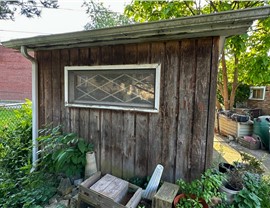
<box><xmin>2</xmin><ymin>6</ymin><xmax>270</xmax><ymax>50</ymax></box>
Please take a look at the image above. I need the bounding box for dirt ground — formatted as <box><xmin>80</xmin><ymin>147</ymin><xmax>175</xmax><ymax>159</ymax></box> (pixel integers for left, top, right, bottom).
<box><xmin>213</xmin><ymin>133</ymin><xmax>270</xmax><ymax>174</ymax></box>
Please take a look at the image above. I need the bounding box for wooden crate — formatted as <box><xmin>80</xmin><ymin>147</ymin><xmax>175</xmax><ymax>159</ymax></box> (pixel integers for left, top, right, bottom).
<box><xmin>78</xmin><ymin>171</ymin><xmax>142</xmax><ymax>208</ymax></box>
<box><xmin>218</xmin><ymin>114</ymin><xmax>253</xmax><ymax>138</ymax></box>
<box><xmin>238</xmin><ymin>136</ymin><xmax>261</xmax><ymax>150</ymax></box>
<box><xmin>152</xmin><ymin>182</ymin><xmax>179</xmax><ymax>208</ymax></box>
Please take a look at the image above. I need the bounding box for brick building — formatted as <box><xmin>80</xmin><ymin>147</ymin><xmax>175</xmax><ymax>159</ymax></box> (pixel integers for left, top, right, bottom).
<box><xmin>248</xmin><ymin>86</ymin><xmax>270</xmax><ymax>115</ymax></box>
<box><xmin>0</xmin><ymin>45</ymin><xmax>32</xmax><ymax>102</ymax></box>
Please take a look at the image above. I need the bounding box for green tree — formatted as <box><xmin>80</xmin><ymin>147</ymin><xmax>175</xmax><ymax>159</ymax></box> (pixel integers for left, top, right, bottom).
<box><xmin>83</xmin><ymin>0</ymin><xmax>133</xmax><ymax>30</ymax></box>
<box><xmin>0</xmin><ymin>0</ymin><xmax>58</xmax><ymax>20</ymax></box>
<box><xmin>125</xmin><ymin>0</ymin><xmax>270</xmax><ymax>110</ymax></box>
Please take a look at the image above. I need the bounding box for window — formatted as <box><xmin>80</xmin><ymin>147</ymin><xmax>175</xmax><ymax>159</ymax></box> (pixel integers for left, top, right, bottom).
<box><xmin>249</xmin><ymin>86</ymin><xmax>266</xmax><ymax>100</ymax></box>
<box><xmin>65</xmin><ymin>64</ymin><xmax>161</xmax><ymax>112</ymax></box>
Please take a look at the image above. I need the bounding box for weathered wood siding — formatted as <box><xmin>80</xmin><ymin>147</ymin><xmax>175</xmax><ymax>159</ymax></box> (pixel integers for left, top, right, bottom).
<box><xmin>36</xmin><ymin>37</ymin><xmax>220</xmax><ymax>182</ymax></box>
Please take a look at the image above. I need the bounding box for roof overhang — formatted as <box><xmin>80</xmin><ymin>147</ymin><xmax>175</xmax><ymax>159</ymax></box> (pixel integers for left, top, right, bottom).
<box><xmin>2</xmin><ymin>6</ymin><xmax>270</xmax><ymax>51</ymax></box>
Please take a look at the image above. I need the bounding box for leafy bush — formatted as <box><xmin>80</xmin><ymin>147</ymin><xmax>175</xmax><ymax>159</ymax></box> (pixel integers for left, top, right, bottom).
<box><xmin>38</xmin><ymin>125</ymin><xmax>94</xmax><ymax>177</ymax></box>
<box><xmin>259</xmin><ymin>175</ymin><xmax>270</xmax><ymax>208</ymax></box>
<box><xmin>176</xmin><ymin>169</ymin><xmax>225</xmax><ymax>207</ymax></box>
<box><xmin>0</xmin><ymin>100</ymin><xmax>57</xmax><ymax>208</ymax></box>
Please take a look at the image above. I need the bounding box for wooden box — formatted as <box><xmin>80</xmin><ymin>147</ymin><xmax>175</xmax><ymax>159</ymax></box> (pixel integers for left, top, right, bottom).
<box><xmin>238</xmin><ymin>136</ymin><xmax>261</xmax><ymax>150</ymax></box>
<box><xmin>152</xmin><ymin>182</ymin><xmax>179</xmax><ymax>208</ymax></box>
<box><xmin>78</xmin><ymin>171</ymin><xmax>142</xmax><ymax>208</ymax></box>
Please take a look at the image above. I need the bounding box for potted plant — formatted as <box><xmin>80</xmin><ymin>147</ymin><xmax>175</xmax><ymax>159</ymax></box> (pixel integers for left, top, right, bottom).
<box><xmin>174</xmin><ymin>169</ymin><xmax>225</xmax><ymax>208</ymax></box>
<box><xmin>219</xmin><ymin>168</ymin><xmax>244</xmax><ymax>204</ymax></box>
<box><xmin>219</xmin><ymin>152</ymin><xmax>265</xmax><ymax>204</ymax></box>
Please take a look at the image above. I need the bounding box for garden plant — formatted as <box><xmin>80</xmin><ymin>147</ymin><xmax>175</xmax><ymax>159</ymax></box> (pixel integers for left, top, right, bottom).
<box><xmin>0</xmin><ymin>100</ymin><xmax>94</xmax><ymax>207</ymax></box>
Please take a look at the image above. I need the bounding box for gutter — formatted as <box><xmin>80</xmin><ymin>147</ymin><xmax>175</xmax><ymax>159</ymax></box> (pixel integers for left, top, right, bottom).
<box><xmin>20</xmin><ymin>46</ymin><xmax>38</xmax><ymax>172</ymax></box>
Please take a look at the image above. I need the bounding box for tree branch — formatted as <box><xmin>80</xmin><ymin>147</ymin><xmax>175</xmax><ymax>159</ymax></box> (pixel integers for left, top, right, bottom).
<box><xmin>209</xmin><ymin>1</ymin><xmax>218</xmax><ymax>13</ymax></box>
<box><xmin>184</xmin><ymin>1</ymin><xmax>196</xmax><ymax>16</ymax></box>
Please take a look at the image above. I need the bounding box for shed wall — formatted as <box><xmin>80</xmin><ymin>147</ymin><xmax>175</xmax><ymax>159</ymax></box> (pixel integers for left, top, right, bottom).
<box><xmin>37</xmin><ymin>37</ymin><xmax>220</xmax><ymax>182</ymax></box>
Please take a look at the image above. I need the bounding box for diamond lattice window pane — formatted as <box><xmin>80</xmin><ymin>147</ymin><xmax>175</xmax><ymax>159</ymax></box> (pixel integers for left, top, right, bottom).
<box><xmin>66</xmin><ymin>64</ymin><xmax>160</xmax><ymax>111</ymax></box>
<box><xmin>70</xmin><ymin>70</ymin><xmax>155</xmax><ymax>107</ymax></box>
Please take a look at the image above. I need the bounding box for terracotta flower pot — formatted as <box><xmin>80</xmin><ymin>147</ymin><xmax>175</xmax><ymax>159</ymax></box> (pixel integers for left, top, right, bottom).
<box><xmin>173</xmin><ymin>193</ymin><xmax>208</xmax><ymax>208</ymax></box>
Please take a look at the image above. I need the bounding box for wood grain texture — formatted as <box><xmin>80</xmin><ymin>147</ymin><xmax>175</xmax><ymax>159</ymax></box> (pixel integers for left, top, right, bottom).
<box><xmin>162</xmin><ymin>41</ymin><xmax>179</xmax><ymax>182</ymax></box>
<box><xmin>60</xmin><ymin>49</ymin><xmax>69</xmax><ymax>132</ymax></box>
<box><xmin>37</xmin><ymin>38</ymin><xmax>220</xmax><ymax>182</ymax></box>
<box><xmin>176</xmin><ymin>39</ymin><xmax>196</xmax><ymax>181</ymax></box>
<box><xmin>37</xmin><ymin>51</ymin><xmax>45</xmax><ymax>128</ymax></box>
<box><xmin>205</xmin><ymin>37</ymin><xmax>220</xmax><ymax>169</ymax></box>
<box><xmin>51</xmin><ymin>50</ymin><xmax>61</xmax><ymax>127</ymax></box>
<box><xmin>148</xmin><ymin>42</ymin><xmax>164</xmax><ymax>176</ymax></box>
<box><xmin>190</xmin><ymin>38</ymin><xmax>212</xmax><ymax>180</ymax></box>
<box><xmin>100</xmin><ymin>46</ymin><xmax>113</xmax><ymax>174</ymax></box>
<box><xmin>69</xmin><ymin>48</ymin><xmax>80</xmax><ymax>134</ymax></box>
<box><xmin>152</xmin><ymin>182</ymin><xmax>179</xmax><ymax>208</ymax></box>
<box><xmin>42</xmin><ymin>51</ymin><xmax>53</xmax><ymax>126</ymax></box>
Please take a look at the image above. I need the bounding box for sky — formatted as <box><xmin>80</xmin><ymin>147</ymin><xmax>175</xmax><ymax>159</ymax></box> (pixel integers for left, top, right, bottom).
<box><xmin>0</xmin><ymin>0</ymin><xmax>132</xmax><ymax>42</ymax></box>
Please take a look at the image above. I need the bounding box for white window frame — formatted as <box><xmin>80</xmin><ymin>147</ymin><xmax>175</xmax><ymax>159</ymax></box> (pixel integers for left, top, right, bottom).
<box><xmin>64</xmin><ymin>64</ymin><xmax>161</xmax><ymax>113</ymax></box>
<box><xmin>249</xmin><ymin>86</ymin><xmax>266</xmax><ymax>101</ymax></box>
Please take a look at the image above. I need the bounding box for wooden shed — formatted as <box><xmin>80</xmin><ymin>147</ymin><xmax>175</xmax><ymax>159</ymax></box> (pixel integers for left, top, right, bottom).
<box><xmin>2</xmin><ymin>7</ymin><xmax>270</xmax><ymax>182</ymax></box>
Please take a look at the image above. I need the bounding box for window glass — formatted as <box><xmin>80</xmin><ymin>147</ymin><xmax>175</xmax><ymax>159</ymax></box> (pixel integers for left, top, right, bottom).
<box><xmin>65</xmin><ymin>64</ymin><xmax>160</xmax><ymax>112</ymax></box>
<box><xmin>249</xmin><ymin>87</ymin><xmax>266</xmax><ymax>100</ymax></box>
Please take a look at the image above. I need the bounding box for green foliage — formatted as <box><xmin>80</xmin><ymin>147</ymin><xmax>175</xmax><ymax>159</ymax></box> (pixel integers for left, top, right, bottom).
<box><xmin>241</xmin><ymin>16</ymin><xmax>270</xmax><ymax>85</ymax></box>
<box><xmin>0</xmin><ymin>0</ymin><xmax>58</xmax><ymax>20</ymax></box>
<box><xmin>0</xmin><ymin>108</ymin><xmax>16</xmax><ymax>131</ymax></box>
<box><xmin>0</xmin><ymin>171</ymin><xmax>57</xmax><ymax>208</ymax></box>
<box><xmin>128</xmin><ymin>175</ymin><xmax>151</xmax><ymax>189</ymax></box>
<box><xmin>38</xmin><ymin>125</ymin><xmax>94</xmax><ymax>177</ymax></box>
<box><xmin>83</xmin><ymin>0</ymin><xmax>133</xmax><ymax>30</ymax></box>
<box><xmin>125</xmin><ymin>1</ymin><xmax>198</xmax><ymax>22</ymax></box>
<box><xmin>233</xmin><ymin>172</ymin><xmax>262</xmax><ymax>208</ymax></box>
<box><xmin>125</xmin><ymin>0</ymin><xmax>270</xmax><ymax>110</ymax></box>
<box><xmin>0</xmin><ymin>100</ymin><xmax>32</xmax><ymax>173</ymax></box>
<box><xmin>259</xmin><ymin>175</ymin><xmax>270</xmax><ymax>208</ymax></box>
<box><xmin>176</xmin><ymin>169</ymin><xmax>225</xmax><ymax>206</ymax></box>
<box><xmin>222</xmin><ymin>153</ymin><xmax>269</xmax><ymax>208</ymax></box>
<box><xmin>176</xmin><ymin>196</ymin><xmax>203</xmax><ymax>208</ymax></box>
<box><xmin>239</xmin><ymin>152</ymin><xmax>265</xmax><ymax>174</ymax></box>
<box><xmin>0</xmin><ymin>100</ymin><xmax>57</xmax><ymax>208</ymax></box>
<box><xmin>234</xmin><ymin>84</ymin><xmax>250</xmax><ymax>106</ymax></box>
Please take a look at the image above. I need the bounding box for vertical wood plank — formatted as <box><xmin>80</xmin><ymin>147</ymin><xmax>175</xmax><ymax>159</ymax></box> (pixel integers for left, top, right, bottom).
<box><xmin>37</xmin><ymin>51</ymin><xmax>45</xmax><ymax>128</ymax></box>
<box><xmin>79</xmin><ymin>109</ymin><xmax>89</xmax><ymax>140</ymax></box>
<box><xmin>122</xmin><ymin>111</ymin><xmax>135</xmax><ymax>179</ymax></box>
<box><xmin>162</xmin><ymin>41</ymin><xmax>179</xmax><ymax>182</ymax></box>
<box><xmin>135</xmin><ymin>113</ymin><xmax>148</xmax><ymax>177</ymax></box>
<box><xmin>176</xmin><ymin>39</ymin><xmax>196</xmax><ymax>182</ymax></box>
<box><xmin>89</xmin><ymin>47</ymin><xmax>101</xmax><ymax>171</ymax></box>
<box><xmin>190</xmin><ymin>38</ymin><xmax>212</xmax><ymax>180</ymax></box>
<box><xmin>60</xmin><ymin>49</ymin><xmax>70</xmax><ymax>132</ymax></box>
<box><xmin>205</xmin><ymin>37</ymin><xmax>220</xmax><ymax>168</ymax></box>
<box><xmin>100</xmin><ymin>109</ymin><xmax>112</xmax><ymax>174</ymax></box>
<box><xmin>79</xmin><ymin>48</ymin><xmax>90</xmax><ymax>140</ymax></box>
<box><xmin>100</xmin><ymin>46</ymin><xmax>112</xmax><ymax>174</ymax></box>
<box><xmin>135</xmin><ymin>43</ymin><xmax>149</xmax><ymax>177</ymax></box>
<box><xmin>111</xmin><ymin>112</ymin><xmax>124</xmax><ymax>177</ymax></box>
<box><xmin>89</xmin><ymin>110</ymin><xmax>101</xmax><ymax>170</ymax></box>
<box><xmin>111</xmin><ymin>45</ymin><xmax>125</xmax><ymax>178</ymax></box>
<box><xmin>122</xmin><ymin>44</ymin><xmax>137</xmax><ymax>178</ymax></box>
<box><xmin>42</xmin><ymin>51</ymin><xmax>53</xmax><ymax>126</ymax></box>
<box><xmin>69</xmin><ymin>48</ymin><xmax>80</xmax><ymax>134</ymax></box>
<box><xmin>148</xmin><ymin>42</ymin><xmax>164</xmax><ymax>177</ymax></box>
<box><xmin>51</xmin><ymin>50</ymin><xmax>61</xmax><ymax>127</ymax></box>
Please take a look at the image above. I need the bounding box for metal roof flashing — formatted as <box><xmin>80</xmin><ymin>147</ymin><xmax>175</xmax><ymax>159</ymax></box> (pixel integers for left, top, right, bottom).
<box><xmin>2</xmin><ymin>6</ymin><xmax>270</xmax><ymax>51</ymax></box>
